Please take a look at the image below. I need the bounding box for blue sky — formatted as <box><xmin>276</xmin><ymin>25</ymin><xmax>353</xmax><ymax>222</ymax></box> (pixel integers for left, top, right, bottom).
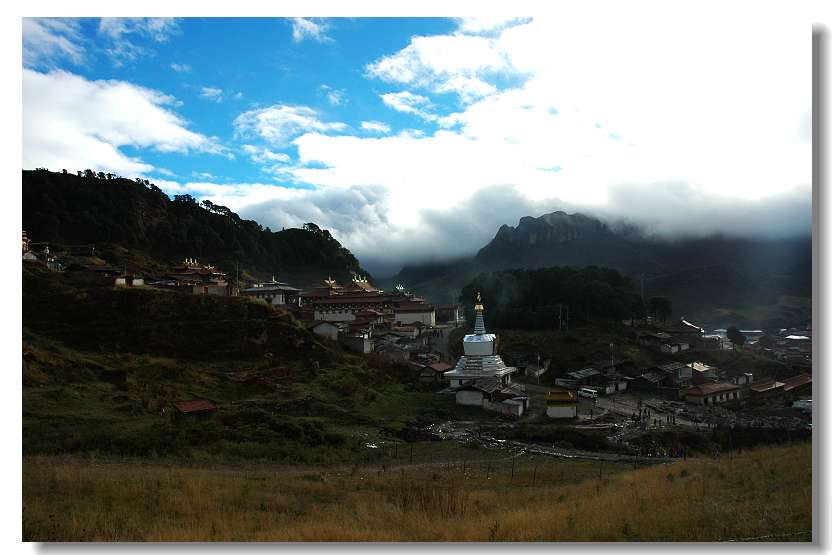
<box><xmin>22</xmin><ymin>15</ymin><xmax>812</xmax><ymax>276</ymax></box>
<box><xmin>25</xmin><ymin>17</ymin><xmax>460</xmax><ymax>184</ymax></box>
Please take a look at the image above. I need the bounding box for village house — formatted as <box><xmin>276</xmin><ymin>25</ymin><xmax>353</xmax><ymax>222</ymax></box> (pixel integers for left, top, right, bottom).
<box><xmin>661</xmin><ymin>342</ymin><xmax>690</xmax><ymax>354</ymax></box>
<box><xmin>629</xmin><ymin>371</ymin><xmax>668</xmax><ymax>393</ymax></box>
<box><xmin>374</xmin><ymin>342</ymin><xmax>411</xmax><ymax>363</ymax></box>
<box><xmin>455</xmin><ymin>378</ymin><xmax>528</xmax><ymax>418</ymax></box>
<box><xmin>166</xmin><ymin>258</ymin><xmax>231</xmax><ymax>296</ymax></box>
<box><xmin>241</xmin><ymin>277</ymin><xmax>302</xmax><ymax>306</ymax></box>
<box><xmin>783</xmin><ymin>373</ymin><xmax>812</xmax><ymax>396</ymax></box>
<box><xmin>435</xmin><ymin>304</ymin><xmax>464</xmax><ymax>324</ymax></box>
<box><xmin>172</xmin><ymin>399</ymin><xmax>218</xmax><ymax>422</ymax></box>
<box><xmin>306</xmin><ymin>321</ymin><xmax>340</xmax><ymax>341</ymax></box>
<box><xmin>114</xmin><ymin>274</ymin><xmax>144</xmax><ymax>287</ymax></box>
<box><xmin>657</xmin><ymin>362</ymin><xmax>693</xmax><ymax>387</ymax></box>
<box><xmin>686</xmin><ymin>361</ymin><xmax>719</xmax><ymax>384</ymax></box>
<box><xmin>637</xmin><ymin>331</ymin><xmax>673</xmax><ymax>350</ymax></box>
<box><xmin>750</xmin><ymin>378</ymin><xmax>786</xmax><ymax>397</ymax></box>
<box><xmin>565</xmin><ymin>367</ymin><xmax>603</xmax><ymax>388</ymax></box>
<box><xmin>340</xmin><ymin>334</ymin><xmax>375</xmax><ymax>354</ymax></box>
<box><xmin>394</xmin><ymin>304</ymin><xmax>436</xmax><ymax>326</ymax></box>
<box><xmin>662</xmin><ymin>318</ymin><xmax>705</xmax><ymax>345</ymax></box>
<box><xmin>418</xmin><ymin>361</ymin><xmax>453</xmax><ymax>385</ymax></box>
<box><xmin>683</xmin><ymin>382</ymin><xmax>741</xmax><ymax>405</ymax></box>
<box><xmin>545</xmin><ymin>389</ymin><xmax>578</xmax><ymax>419</ymax></box>
<box><xmin>600</xmin><ymin>372</ymin><xmax>628</xmax><ymax>395</ymax></box>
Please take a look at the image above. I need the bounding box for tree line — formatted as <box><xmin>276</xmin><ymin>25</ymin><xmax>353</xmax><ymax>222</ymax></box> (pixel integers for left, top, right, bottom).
<box><xmin>459</xmin><ymin>266</ymin><xmax>673</xmax><ymax>330</ymax></box>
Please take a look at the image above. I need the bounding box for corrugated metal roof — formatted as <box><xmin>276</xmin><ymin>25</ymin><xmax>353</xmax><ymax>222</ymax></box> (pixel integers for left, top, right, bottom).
<box><xmin>686</xmin><ymin>382</ymin><xmax>740</xmax><ymax>396</ymax></box>
<box><xmin>567</xmin><ymin>368</ymin><xmax>600</xmax><ymax>380</ymax></box>
<box><xmin>428</xmin><ymin>362</ymin><xmax>453</xmax><ymax>373</ymax></box>
<box><xmin>173</xmin><ymin>399</ymin><xmax>217</xmax><ymax>413</ymax></box>
<box><xmin>546</xmin><ymin>390</ymin><xmax>577</xmax><ymax>404</ymax></box>
<box><xmin>783</xmin><ymin>373</ymin><xmax>812</xmax><ymax>391</ymax></box>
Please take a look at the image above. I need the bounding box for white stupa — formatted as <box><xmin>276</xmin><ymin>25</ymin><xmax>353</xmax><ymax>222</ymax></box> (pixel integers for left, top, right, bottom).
<box><xmin>445</xmin><ymin>292</ymin><xmax>517</xmax><ymax>389</ymax></box>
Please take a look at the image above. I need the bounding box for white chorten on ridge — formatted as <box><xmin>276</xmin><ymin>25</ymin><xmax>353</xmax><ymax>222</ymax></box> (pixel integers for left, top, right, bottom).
<box><xmin>445</xmin><ymin>292</ymin><xmax>516</xmax><ymax>388</ymax></box>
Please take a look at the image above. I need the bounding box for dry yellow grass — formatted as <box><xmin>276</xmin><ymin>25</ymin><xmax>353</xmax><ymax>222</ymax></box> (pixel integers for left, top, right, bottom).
<box><xmin>23</xmin><ymin>442</ymin><xmax>811</xmax><ymax>541</ymax></box>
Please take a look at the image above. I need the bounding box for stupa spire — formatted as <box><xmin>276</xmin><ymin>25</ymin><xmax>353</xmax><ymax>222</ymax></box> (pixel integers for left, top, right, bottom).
<box><xmin>473</xmin><ymin>292</ymin><xmax>487</xmax><ymax>334</ymax></box>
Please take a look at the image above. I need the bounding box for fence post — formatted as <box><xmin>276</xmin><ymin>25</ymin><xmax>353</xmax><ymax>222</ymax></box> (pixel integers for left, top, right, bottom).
<box><xmin>511</xmin><ymin>458</ymin><xmax>516</xmax><ymax>480</ymax></box>
<box><xmin>486</xmin><ymin>461</ymin><xmax>491</xmax><ymax>480</ymax></box>
<box><xmin>532</xmin><ymin>464</ymin><xmax>538</xmax><ymax>486</ymax></box>
<box><xmin>410</xmin><ymin>444</ymin><xmax>413</xmax><ymax>465</ymax></box>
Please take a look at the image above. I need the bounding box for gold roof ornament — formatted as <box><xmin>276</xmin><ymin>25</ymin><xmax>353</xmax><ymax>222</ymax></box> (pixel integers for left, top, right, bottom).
<box><xmin>474</xmin><ymin>291</ymin><xmax>484</xmax><ymax>311</ymax></box>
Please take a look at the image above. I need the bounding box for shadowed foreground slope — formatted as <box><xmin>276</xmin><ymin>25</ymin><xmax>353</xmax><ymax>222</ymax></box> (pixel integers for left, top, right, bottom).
<box><xmin>23</xmin><ymin>441</ymin><xmax>810</xmax><ymax>541</ymax></box>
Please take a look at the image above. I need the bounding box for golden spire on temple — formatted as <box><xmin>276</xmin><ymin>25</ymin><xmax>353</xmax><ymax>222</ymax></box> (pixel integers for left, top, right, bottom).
<box><xmin>474</xmin><ymin>291</ymin><xmax>484</xmax><ymax>311</ymax></box>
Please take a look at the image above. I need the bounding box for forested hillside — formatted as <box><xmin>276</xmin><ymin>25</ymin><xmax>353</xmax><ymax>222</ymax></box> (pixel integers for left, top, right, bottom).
<box><xmin>459</xmin><ymin>266</ymin><xmax>643</xmax><ymax>329</ymax></box>
<box><xmin>22</xmin><ymin>169</ymin><xmax>368</xmax><ymax>283</ymax></box>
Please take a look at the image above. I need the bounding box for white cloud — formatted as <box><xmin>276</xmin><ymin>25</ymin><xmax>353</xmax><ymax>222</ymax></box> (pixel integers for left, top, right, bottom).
<box><xmin>366</xmin><ymin>33</ymin><xmax>510</xmax><ymax>102</ymax></box>
<box><xmin>320</xmin><ymin>84</ymin><xmax>346</xmax><ymax>106</ymax></box>
<box><xmin>23</xmin><ymin>69</ymin><xmax>227</xmax><ymax>175</ymax></box>
<box><xmin>360</xmin><ymin>121</ymin><xmax>391</xmax><ymax>134</ymax></box>
<box><xmin>200</xmin><ymin>86</ymin><xmax>223</xmax><ymax>102</ymax></box>
<box><xmin>23</xmin><ymin>18</ymin><xmax>86</xmax><ymax>69</ymax></box>
<box><xmin>97</xmin><ymin>18</ymin><xmax>181</xmax><ymax>65</ymax></box>
<box><xmin>455</xmin><ymin>17</ymin><xmax>531</xmax><ymax>35</ymax></box>
<box><xmin>290</xmin><ymin>18</ymin><xmax>332</xmax><ymax>43</ymax></box>
<box><xmin>170</xmin><ymin>62</ymin><xmax>191</xmax><ymax>73</ymax></box>
<box><xmin>233</xmin><ymin>104</ymin><xmax>347</xmax><ymax>147</ymax></box>
<box><xmin>242</xmin><ymin>145</ymin><xmax>292</xmax><ymax>164</ymax></box>
<box><xmin>380</xmin><ymin>91</ymin><xmax>436</xmax><ymax>121</ymax></box>
<box><xmin>98</xmin><ymin>17</ymin><xmax>180</xmax><ymax>42</ymax></box>
<box><xmin>217</xmin><ymin>14</ymin><xmax>809</xmax><ymax>275</ymax></box>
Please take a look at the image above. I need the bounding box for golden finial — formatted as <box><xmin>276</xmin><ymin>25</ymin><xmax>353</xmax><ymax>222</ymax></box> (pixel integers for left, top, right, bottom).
<box><xmin>474</xmin><ymin>291</ymin><xmax>484</xmax><ymax>311</ymax></box>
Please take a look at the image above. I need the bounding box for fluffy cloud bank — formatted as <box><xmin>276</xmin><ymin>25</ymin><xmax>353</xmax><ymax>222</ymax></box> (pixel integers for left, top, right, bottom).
<box><xmin>23</xmin><ymin>15</ymin><xmax>811</xmax><ymax>278</ymax></box>
<box><xmin>23</xmin><ymin>69</ymin><xmax>226</xmax><ymax>175</ymax></box>
<box><xmin>219</xmin><ymin>15</ymin><xmax>810</xmax><ymax>275</ymax></box>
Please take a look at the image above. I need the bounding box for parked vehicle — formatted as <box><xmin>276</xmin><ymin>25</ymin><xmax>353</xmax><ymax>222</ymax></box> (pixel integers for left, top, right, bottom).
<box><xmin>578</xmin><ymin>387</ymin><xmax>599</xmax><ymax>400</ymax></box>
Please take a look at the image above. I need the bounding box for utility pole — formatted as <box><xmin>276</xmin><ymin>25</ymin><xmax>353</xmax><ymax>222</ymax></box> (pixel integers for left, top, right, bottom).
<box><xmin>610</xmin><ymin>342</ymin><xmax>615</xmax><ymax>371</ymax></box>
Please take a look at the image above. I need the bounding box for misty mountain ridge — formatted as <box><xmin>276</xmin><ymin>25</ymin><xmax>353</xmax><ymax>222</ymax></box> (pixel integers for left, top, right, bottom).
<box><xmin>387</xmin><ymin>209</ymin><xmax>811</xmax><ymax>327</ymax></box>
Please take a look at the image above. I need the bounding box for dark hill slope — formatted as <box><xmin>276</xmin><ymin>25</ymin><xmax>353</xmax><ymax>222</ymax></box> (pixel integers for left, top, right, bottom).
<box><xmin>22</xmin><ymin>169</ymin><xmax>368</xmax><ymax>283</ymax></box>
<box><xmin>22</xmin><ymin>264</ymin><xmax>330</xmax><ymax>362</ymax></box>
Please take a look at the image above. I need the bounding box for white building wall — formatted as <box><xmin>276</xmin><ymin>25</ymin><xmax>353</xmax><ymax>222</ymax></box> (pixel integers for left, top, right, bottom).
<box><xmin>311</xmin><ymin>324</ymin><xmax>339</xmax><ymax>341</ymax></box>
<box><xmin>546</xmin><ymin>405</ymin><xmax>577</xmax><ymax>418</ymax></box>
<box><xmin>463</xmin><ymin>341</ymin><xmax>494</xmax><ymax>356</ymax></box>
<box><xmin>456</xmin><ymin>390</ymin><xmax>484</xmax><ymax>406</ymax></box>
<box><xmin>395</xmin><ymin>311</ymin><xmax>436</xmax><ymax>326</ymax></box>
<box><xmin>314</xmin><ymin>310</ymin><xmax>356</xmax><ymax>322</ymax></box>
<box><xmin>484</xmin><ymin>399</ymin><xmax>524</xmax><ymax>417</ymax></box>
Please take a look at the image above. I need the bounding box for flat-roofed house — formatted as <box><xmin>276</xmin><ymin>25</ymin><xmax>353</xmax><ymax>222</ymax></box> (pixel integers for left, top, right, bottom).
<box><xmin>172</xmin><ymin>399</ymin><xmax>217</xmax><ymax>422</ymax></box>
<box><xmin>241</xmin><ymin>279</ymin><xmax>302</xmax><ymax>306</ymax></box>
<box><xmin>684</xmin><ymin>382</ymin><xmax>741</xmax><ymax>405</ymax></box>
<box><xmin>307</xmin><ymin>321</ymin><xmax>340</xmax><ymax>341</ymax></box>
<box><xmin>546</xmin><ymin>389</ymin><xmax>578</xmax><ymax>419</ymax></box>
<box><xmin>394</xmin><ymin>304</ymin><xmax>436</xmax><ymax>327</ymax></box>
<box><xmin>658</xmin><ymin>362</ymin><xmax>693</xmax><ymax>386</ymax></box>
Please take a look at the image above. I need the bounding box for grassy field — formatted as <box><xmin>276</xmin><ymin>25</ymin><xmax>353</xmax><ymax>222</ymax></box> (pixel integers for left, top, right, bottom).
<box><xmin>23</xmin><ymin>441</ymin><xmax>811</xmax><ymax>542</ymax></box>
